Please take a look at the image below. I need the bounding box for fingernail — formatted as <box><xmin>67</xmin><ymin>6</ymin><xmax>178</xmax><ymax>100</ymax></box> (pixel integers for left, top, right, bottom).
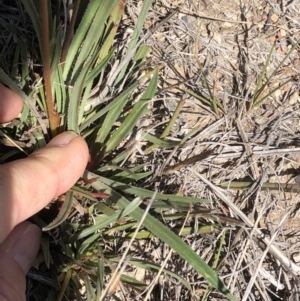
<box><xmin>47</xmin><ymin>131</ymin><xmax>79</xmax><ymax>147</ymax></box>
<box><xmin>12</xmin><ymin>224</ymin><xmax>41</xmax><ymax>274</ymax></box>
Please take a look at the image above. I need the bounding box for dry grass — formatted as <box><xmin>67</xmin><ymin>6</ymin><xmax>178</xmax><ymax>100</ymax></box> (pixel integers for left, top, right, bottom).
<box><xmin>1</xmin><ymin>0</ymin><xmax>300</xmax><ymax>300</ymax></box>
<box><xmin>117</xmin><ymin>0</ymin><xmax>300</xmax><ymax>300</ymax></box>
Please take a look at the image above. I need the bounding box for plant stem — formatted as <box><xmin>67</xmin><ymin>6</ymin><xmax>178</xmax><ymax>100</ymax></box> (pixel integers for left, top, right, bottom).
<box><xmin>40</xmin><ymin>0</ymin><xmax>60</xmax><ymax>137</ymax></box>
<box><xmin>221</xmin><ymin>181</ymin><xmax>300</xmax><ymax>192</ymax></box>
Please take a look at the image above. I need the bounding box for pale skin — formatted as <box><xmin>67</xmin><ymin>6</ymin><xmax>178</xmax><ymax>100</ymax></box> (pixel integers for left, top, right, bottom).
<box><xmin>0</xmin><ymin>83</ymin><xmax>89</xmax><ymax>301</ymax></box>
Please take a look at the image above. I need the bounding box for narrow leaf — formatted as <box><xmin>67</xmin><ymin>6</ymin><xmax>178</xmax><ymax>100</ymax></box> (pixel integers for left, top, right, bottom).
<box><xmin>43</xmin><ymin>191</ymin><xmax>74</xmax><ymax>231</ymax></box>
<box><xmin>97</xmin><ymin>175</ymin><xmax>207</xmax><ymax>203</ymax></box>
<box><xmin>68</xmin><ymin>197</ymin><xmax>142</xmax><ymax>241</ymax></box>
<box><xmin>116</xmin><ymin>0</ymin><xmax>152</xmax><ymax>84</ymax></box>
<box><xmin>67</xmin><ymin>48</ymin><xmax>99</xmax><ymax>132</ymax></box>
<box><xmin>83</xmin><ymin>171</ymin><xmax>236</xmax><ymax>300</ymax></box>
<box><xmin>104</xmin><ymin>70</ymin><xmax>158</xmax><ymax>153</ymax></box>
<box><xmin>143</xmin><ymin>132</ymin><xmax>181</xmax><ymax>148</ymax></box>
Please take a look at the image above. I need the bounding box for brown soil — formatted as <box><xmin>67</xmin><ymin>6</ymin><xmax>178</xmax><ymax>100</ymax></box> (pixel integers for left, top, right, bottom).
<box><xmin>120</xmin><ymin>0</ymin><xmax>300</xmax><ymax>300</ymax></box>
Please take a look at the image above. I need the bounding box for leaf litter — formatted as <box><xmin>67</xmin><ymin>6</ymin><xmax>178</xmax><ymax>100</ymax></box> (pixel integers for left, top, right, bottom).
<box><xmin>1</xmin><ymin>0</ymin><xmax>300</xmax><ymax>300</ymax></box>
<box><xmin>120</xmin><ymin>0</ymin><xmax>300</xmax><ymax>300</ymax></box>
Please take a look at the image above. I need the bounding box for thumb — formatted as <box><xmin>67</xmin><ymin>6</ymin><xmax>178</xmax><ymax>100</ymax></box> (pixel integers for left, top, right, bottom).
<box><xmin>0</xmin><ymin>221</ymin><xmax>41</xmax><ymax>301</ymax></box>
<box><xmin>0</xmin><ymin>131</ymin><xmax>89</xmax><ymax>243</ymax></box>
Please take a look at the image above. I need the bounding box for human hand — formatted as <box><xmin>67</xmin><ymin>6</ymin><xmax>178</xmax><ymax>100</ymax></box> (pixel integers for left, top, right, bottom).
<box><xmin>0</xmin><ymin>83</ymin><xmax>89</xmax><ymax>301</ymax></box>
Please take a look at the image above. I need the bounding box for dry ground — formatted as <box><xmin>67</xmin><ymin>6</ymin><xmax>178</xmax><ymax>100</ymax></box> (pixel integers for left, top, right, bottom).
<box><xmin>2</xmin><ymin>0</ymin><xmax>300</xmax><ymax>300</ymax></box>
<box><xmin>119</xmin><ymin>0</ymin><xmax>300</xmax><ymax>300</ymax></box>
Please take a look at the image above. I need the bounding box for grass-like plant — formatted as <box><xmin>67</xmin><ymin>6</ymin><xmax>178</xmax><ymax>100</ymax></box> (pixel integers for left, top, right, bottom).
<box><xmin>248</xmin><ymin>38</ymin><xmax>300</xmax><ymax>110</ymax></box>
<box><xmin>0</xmin><ymin>1</ymin><xmax>237</xmax><ymax>300</ymax></box>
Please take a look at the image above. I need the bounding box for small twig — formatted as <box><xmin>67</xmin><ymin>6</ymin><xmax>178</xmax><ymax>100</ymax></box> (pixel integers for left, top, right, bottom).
<box><xmin>259</xmin><ymin>267</ymin><xmax>284</xmax><ymax>290</ymax></box>
<box><xmin>158</xmin><ymin>145</ymin><xmax>179</xmax><ymax>176</ymax></box>
<box><xmin>262</xmin><ymin>8</ymin><xmax>273</xmax><ymax>32</ymax></box>
<box><xmin>0</xmin><ymin>131</ymin><xmax>28</xmax><ymax>155</ymax></box>
<box><xmin>207</xmin><ymin>146</ymin><xmax>300</xmax><ymax>160</ymax></box>
<box><xmin>281</xmin><ymin>0</ymin><xmax>286</xmax><ymax>14</ymax></box>
<box><xmin>27</xmin><ymin>269</ymin><xmax>56</xmax><ymax>288</ymax></box>
<box><xmin>163</xmin><ymin>150</ymin><xmax>214</xmax><ymax>174</ymax></box>
<box><xmin>182</xmin><ymin>117</ymin><xmax>226</xmax><ymax>147</ymax></box>
<box><xmin>242</xmin><ymin>207</ymin><xmax>292</xmax><ymax>300</ymax></box>
<box><xmin>187</xmin><ymin>168</ymin><xmax>300</xmax><ymax>275</ymax></box>
<box><xmin>179</xmin><ymin>5</ymin><xmax>285</xmax><ymax>29</ymax></box>
<box><xmin>236</xmin><ymin>118</ymin><xmax>260</xmax><ymax>179</ymax></box>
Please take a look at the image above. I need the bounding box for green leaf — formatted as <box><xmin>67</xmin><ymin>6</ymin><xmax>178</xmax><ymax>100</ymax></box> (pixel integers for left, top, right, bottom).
<box><xmin>97</xmin><ymin>175</ymin><xmax>207</xmax><ymax>204</ymax></box>
<box><xmin>221</xmin><ymin>181</ymin><xmax>300</xmax><ymax>192</ymax></box>
<box><xmin>119</xmin><ymin>274</ymin><xmax>146</xmax><ymax>291</ymax></box>
<box><xmin>112</xmin><ymin>171</ymin><xmax>152</xmax><ymax>182</ymax></box>
<box><xmin>123</xmin><ymin>225</ymin><xmax>217</xmax><ymax>238</ymax></box>
<box><xmin>90</xmin><ymin>73</ymin><xmax>155</xmax><ymax>149</ymax></box>
<box><xmin>83</xmin><ymin>171</ymin><xmax>236</xmax><ymax>300</ymax></box>
<box><xmin>67</xmin><ymin>47</ymin><xmax>100</xmax><ymax>132</ymax></box>
<box><xmin>104</xmin><ymin>70</ymin><xmax>158</xmax><ymax>153</ymax></box>
<box><xmin>43</xmin><ymin>191</ymin><xmax>74</xmax><ymax>231</ymax></box>
<box><xmin>85</xmin><ymin>49</ymin><xmax>114</xmax><ymax>86</ymax></box>
<box><xmin>57</xmin><ymin>269</ymin><xmax>72</xmax><ymax>301</ymax></box>
<box><xmin>80</xmin><ymin>69</ymin><xmax>158</xmax><ymax>132</ymax></box>
<box><xmin>40</xmin><ymin>236</ymin><xmax>52</xmax><ymax>269</ymax></box>
<box><xmin>68</xmin><ymin>197</ymin><xmax>142</xmax><ymax>241</ymax></box>
<box><xmin>82</xmin><ymin>274</ymin><xmax>96</xmax><ymax>301</ymax></box>
<box><xmin>143</xmin><ymin>132</ymin><xmax>181</xmax><ymax>149</ymax></box>
<box><xmin>251</xmin><ymin>42</ymin><xmax>275</xmax><ymax>109</ymax></box>
<box><xmin>20</xmin><ymin>41</ymin><xmax>29</xmax><ymax>88</ymax></box>
<box><xmin>96</xmin><ymin>246</ymin><xmax>105</xmax><ymax>299</ymax></box>
<box><xmin>115</xmin><ymin>0</ymin><xmax>152</xmax><ymax>84</ymax></box>
<box><xmin>63</xmin><ymin>0</ymin><xmax>119</xmax><ymax>80</ymax></box>
<box><xmin>53</xmin><ymin>64</ymin><xmax>67</xmax><ymax>118</ymax></box>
